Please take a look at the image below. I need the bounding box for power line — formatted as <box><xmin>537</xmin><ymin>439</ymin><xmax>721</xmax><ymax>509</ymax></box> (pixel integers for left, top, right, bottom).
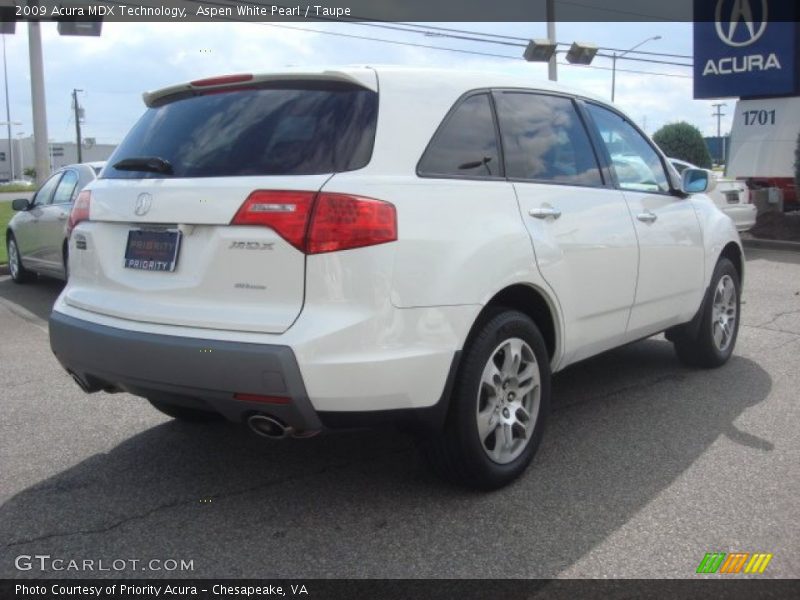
<box><xmin>255</xmin><ymin>20</ymin><xmax>693</xmax><ymax>78</ymax></box>
<box><xmin>345</xmin><ymin>21</ymin><xmax>526</xmax><ymax>48</ymax></box>
<box><xmin>555</xmin><ymin>0</ymin><xmax>673</xmax><ymax>21</ymax></box>
<box><xmin>595</xmin><ymin>53</ymin><xmax>692</xmax><ymax>67</ymax></box>
<box><xmin>99</xmin><ymin>0</ymin><xmax>692</xmax><ymax>80</ymax></box>
<box><xmin>249</xmin><ymin>21</ymin><xmax>693</xmax><ymax>73</ymax></box>
<box><xmin>394</xmin><ymin>22</ymin><xmax>530</xmax><ymax>43</ymax></box>
<box><xmin>251</xmin><ymin>21</ymin><xmax>526</xmax><ymax>60</ymax></box>
<box><xmin>597</xmin><ymin>46</ymin><xmax>691</xmax><ymax>59</ymax></box>
<box><xmin>209</xmin><ymin>1</ymin><xmax>692</xmax><ymax>60</ymax></box>
<box><xmin>562</xmin><ymin>61</ymin><xmax>691</xmax><ymax>78</ymax></box>
<box><xmin>352</xmin><ymin>21</ymin><xmax>692</xmax><ymax>60</ymax></box>
<box><xmin>253</xmin><ymin>21</ymin><xmax>692</xmax><ymax>72</ymax></box>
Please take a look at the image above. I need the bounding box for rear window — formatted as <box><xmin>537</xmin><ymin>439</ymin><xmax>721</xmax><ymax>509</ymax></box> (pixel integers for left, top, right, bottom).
<box><xmin>103</xmin><ymin>82</ymin><xmax>378</xmax><ymax>179</ymax></box>
<box><xmin>417</xmin><ymin>93</ymin><xmax>502</xmax><ymax>179</ymax></box>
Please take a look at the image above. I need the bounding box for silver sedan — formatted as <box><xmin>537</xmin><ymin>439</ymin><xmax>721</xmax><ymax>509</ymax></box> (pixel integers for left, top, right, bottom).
<box><xmin>5</xmin><ymin>162</ymin><xmax>104</xmax><ymax>283</ymax></box>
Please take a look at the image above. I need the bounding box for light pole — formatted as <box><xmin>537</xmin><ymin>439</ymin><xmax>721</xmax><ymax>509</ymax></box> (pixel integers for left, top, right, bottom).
<box><xmin>16</xmin><ymin>131</ymin><xmax>24</xmax><ymax>179</ymax></box>
<box><xmin>2</xmin><ymin>35</ymin><xmax>17</xmax><ymax>181</ymax></box>
<box><xmin>0</xmin><ymin>119</ymin><xmax>21</xmax><ymax>179</ymax></box>
<box><xmin>611</xmin><ymin>35</ymin><xmax>662</xmax><ymax>102</ymax></box>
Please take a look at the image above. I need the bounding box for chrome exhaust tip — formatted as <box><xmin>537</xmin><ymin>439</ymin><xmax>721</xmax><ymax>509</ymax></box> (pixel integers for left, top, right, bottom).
<box><xmin>247</xmin><ymin>414</ymin><xmax>292</xmax><ymax>440</ymax></box>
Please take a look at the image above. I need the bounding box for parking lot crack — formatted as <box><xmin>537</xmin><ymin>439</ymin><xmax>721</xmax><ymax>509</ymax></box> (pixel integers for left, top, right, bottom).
<box><xmin>741</xmin><ymin>323</ymin><xmax>800</xmax><ymax>337</ymax></box>
<box><xmin>753</xmin><ymin>309</ymin><xmax>800</xmax><ymax>329</ymax></box>
<box><xmin>4</xmin><ymin>448</ymin><xmax>411</xmax><ymax>549</ymax></box>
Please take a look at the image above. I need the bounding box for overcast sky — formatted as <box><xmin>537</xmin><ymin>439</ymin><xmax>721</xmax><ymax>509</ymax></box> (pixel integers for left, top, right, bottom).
<box><xmin>2</xmin><ymin>20</ymin><xmax>734</xmax><ymax>146</ymax></box>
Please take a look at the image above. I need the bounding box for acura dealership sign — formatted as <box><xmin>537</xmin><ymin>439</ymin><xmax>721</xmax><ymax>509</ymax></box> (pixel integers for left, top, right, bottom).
<box><xmin>694</xmin><ymin>0</ymin><xmax>799</xmax><ymax>98</ymax></box>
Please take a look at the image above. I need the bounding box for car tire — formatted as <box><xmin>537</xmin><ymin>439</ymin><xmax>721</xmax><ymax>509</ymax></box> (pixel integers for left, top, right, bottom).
<box><xmin>673</xmin><ymin>258</ymin><xmax>740</xmax><ymax>368</ymax></box>
<box><xmin>148</xmin><ymin>398</ymin><xmax>223</xmax><ymax>422</ymax></box>
<box><xmin>425</xmin><ymin>309</ymin><xmax>551</xmax><ymax>490</ymax></box>
<box><xmin>63</xmin><ymin>242</ymin><xmax>69</xmax><ymax>281</ymax></box>
<box><xmin>6</xmin><ymin>234</ymin><xmax>36</xmax><ymax>284</ymax></box>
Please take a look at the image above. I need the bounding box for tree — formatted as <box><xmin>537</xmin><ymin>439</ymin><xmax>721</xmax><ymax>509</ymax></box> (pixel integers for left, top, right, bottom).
<box><xmin>23</xmin><ymin>167</ymin><xmax>36</xmax><ymax>180</ymax></box>
<box><xmin>652</xmin><ymin>121</ymin><xmax>713</xmax><ymax>169</ymax></box>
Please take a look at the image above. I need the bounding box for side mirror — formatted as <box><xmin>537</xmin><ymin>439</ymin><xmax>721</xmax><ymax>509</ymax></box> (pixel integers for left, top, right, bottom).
<box><xmin>11</xmin><ymin>198</ymin><xmax>30</xmax><ymax>211</ymax></box>
<box><xmin>681</xmin><ymin>168</ymin><xmax>711</xmax><ymax>194</ymax></box>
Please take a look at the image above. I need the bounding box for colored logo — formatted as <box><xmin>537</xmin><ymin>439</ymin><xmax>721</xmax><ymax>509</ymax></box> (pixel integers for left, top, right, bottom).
<box><xmin>696</xmin><ymin>552</ymin><xmax>773</xmax><ymax>574</ymax></box>
<box><xmin>715</xmin><ymin>0</ymin><xmax>768</xmax><ymax>47</ymax></box>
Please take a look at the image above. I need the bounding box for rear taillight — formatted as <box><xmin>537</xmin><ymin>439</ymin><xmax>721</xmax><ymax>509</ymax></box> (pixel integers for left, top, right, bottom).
<box><xmin>231</xmin><ymin>191</ymin><xmax>397</xmax><ymax>254</ymax></box>
<box><xmin>67</xmin><ymin>190</ymin><xmax>91</xmax><ymax>236</ymax></box>
<box><xmin>231</xmin><ymin>191</ymin><xmax>315</xmax><ymax>251</ymax></box>
<box><xmin>307</xmin><ymin>193</ymin><xmax>397</xmax><ymax>254</ymax></box>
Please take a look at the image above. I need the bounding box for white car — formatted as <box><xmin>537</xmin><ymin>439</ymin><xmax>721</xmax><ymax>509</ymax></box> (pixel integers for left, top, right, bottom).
<box><xmin>49</xmin><ymin>67</ymin><xmax>743</xmax><ymax>489</ymax></box>
<box><xmin>670</xmin><ymin>158</ymin><xmax>756</xmax><ymax>231</ymax></box>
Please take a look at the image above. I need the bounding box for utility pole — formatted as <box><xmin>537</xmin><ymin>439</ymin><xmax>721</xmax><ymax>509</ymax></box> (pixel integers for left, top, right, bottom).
<box><xmin>712</xmin><ymin>103</ymin><xmax>727</xmax><ymax>165</ymax></box>
<box><xmin>72</xmin><ymin>89</ymin><xmax>83</xmax><ymax>163</ymax></box>
<box><xmin>546</xmin><ymin>0</ymin><xmax>557</xmax><ymax>81</ymax></box>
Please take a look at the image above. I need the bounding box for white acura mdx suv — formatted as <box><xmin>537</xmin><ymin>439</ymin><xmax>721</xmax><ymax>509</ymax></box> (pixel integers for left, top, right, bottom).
<box><xmin>50</xmin><ymin>67</ymin><xmax>743</xmax><ymax>489</ymax></box>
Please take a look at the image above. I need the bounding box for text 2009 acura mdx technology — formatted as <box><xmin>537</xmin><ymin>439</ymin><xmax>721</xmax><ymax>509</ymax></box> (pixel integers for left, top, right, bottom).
<box><xmin>49</xmin><ymin>67</ymin><xmax>743</xmax><ymax>489</ymax></box>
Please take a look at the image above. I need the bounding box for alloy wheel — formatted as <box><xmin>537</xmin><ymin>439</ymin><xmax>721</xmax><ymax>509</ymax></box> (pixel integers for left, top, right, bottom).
<box><xmin>8</xmin><ymin>239</ymin><xmax>19</xmax><ymax>279</ymax></box>
<box><xmin>476</xmin><ymin>337</ymin><xmax>541</xmax><ymax>464</ymax></box>
<box><xmin>711</xmin><ymin>274</ymin><xmax>737</xmax><ymax>352</ymax></box>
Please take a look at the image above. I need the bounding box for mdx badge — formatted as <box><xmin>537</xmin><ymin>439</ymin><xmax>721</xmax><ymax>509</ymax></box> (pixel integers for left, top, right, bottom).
<box><xmin>229</xmin><ymin>241</ymin><xmax>275</xmax><ymax>250</ymax></box>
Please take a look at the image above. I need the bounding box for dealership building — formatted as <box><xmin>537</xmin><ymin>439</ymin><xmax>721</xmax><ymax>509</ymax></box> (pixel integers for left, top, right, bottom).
<box><xmin>695</xmin><ymin>0</ymin><xmax>800</xmax><ymax>209</ymax></box>
<box><xmin>0</xmin><ymin>136</ymin><xmax>117</xmax><ymax>182</ymax></box>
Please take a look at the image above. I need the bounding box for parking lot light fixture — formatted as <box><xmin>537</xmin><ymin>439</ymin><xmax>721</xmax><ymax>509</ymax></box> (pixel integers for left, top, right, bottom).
<box><xmin>612</xmin><ymin>35</ymin><xmax>662</xmax><ymax>102</ymax></box>
<box><xmin>566</xmin><ymin>42</ymin><xmax>598</xmax><ymax>65</ymax></box>
<box><xmin>523</xmin><ymin>39</ymin><xmax>558</xmax><ymax>63</ymax></box>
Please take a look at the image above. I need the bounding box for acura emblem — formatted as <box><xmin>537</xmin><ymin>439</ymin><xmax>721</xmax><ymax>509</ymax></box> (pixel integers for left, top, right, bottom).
<box><xmin>134</xmin><ymin>193</ymin><xmax>153</xmax><ymax>216</ymax></box>
<box><xmin>715</xmin><ymin>0</ymin><xmax>768</xmax><ymax>47</ymax></box>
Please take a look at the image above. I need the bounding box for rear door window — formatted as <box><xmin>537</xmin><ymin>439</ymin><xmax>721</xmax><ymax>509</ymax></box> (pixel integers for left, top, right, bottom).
<box><xmin>51</xmin><ymin>170</ymin><xmax>79</xmax><ymax>204</ymax></box>
<box><xmin>494</xmin><ymin>92</ymin><xmax>603</xmax><ymax>187</ymax></box>
<box><xmin>103</xmin><ymin>82</ymin><xmax>378</xmax><ymax>178</ymax></box>
<box><xmin>418</xmin><ymin>93</ymin><xmax>502</xmax><ymax>179</ymax></box>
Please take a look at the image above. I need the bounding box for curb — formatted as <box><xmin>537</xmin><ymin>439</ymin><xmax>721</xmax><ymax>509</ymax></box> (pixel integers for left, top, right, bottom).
<box><xmin>742</xmin><ymin>237</ymin><xmax>800</xmax><ymax>252</ymax></box>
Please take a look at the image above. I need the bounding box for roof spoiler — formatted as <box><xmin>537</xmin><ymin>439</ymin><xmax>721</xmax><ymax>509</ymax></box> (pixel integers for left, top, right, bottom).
<box><xmin>142</xmin><ymin>68</ymin><xmax>378</xmax><ymax>107</ymax></box>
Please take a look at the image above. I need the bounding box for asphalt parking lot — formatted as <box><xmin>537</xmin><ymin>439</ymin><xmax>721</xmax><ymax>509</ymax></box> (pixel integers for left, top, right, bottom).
<box><xmin>1</xmin><ymin>247</ymin><xmax>799</xmax><ymax>579</ymax></box>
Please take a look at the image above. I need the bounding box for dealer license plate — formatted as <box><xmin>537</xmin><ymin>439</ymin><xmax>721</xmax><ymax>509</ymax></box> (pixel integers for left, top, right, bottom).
<box><xmin>124</xmin><ymin>229</ymin><xmax>182</xmax><ymax>272</ymax></box>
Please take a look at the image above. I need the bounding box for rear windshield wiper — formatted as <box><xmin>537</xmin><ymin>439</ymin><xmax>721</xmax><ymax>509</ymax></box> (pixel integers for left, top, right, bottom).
<box><xmin>113</xmin><ymin>156</ymin><xmax>174</xmax><ymax>175</ymax></box>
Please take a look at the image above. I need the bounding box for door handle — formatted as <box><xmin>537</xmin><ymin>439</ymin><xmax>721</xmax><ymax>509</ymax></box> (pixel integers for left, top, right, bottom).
<box><xmin>529</xmin><ymin>206</ymin><xmax>562</xmax><ymax>220</ymax></box>
<box><xmin>637</xmin><ymin>211</ymin><xmax>657</xmax><ymax>223</ymax></box>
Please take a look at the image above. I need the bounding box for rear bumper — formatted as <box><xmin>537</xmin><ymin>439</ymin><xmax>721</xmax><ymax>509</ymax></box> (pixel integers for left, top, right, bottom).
<box><xmin>49</xmin><ymin>311</ymin><xmax>457</xmax><ymax>433</ymax></box>
<box><xmin>49</xmin><ymin>311</ymin><xmax>323</xmax><ymax>431</ymax></box>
